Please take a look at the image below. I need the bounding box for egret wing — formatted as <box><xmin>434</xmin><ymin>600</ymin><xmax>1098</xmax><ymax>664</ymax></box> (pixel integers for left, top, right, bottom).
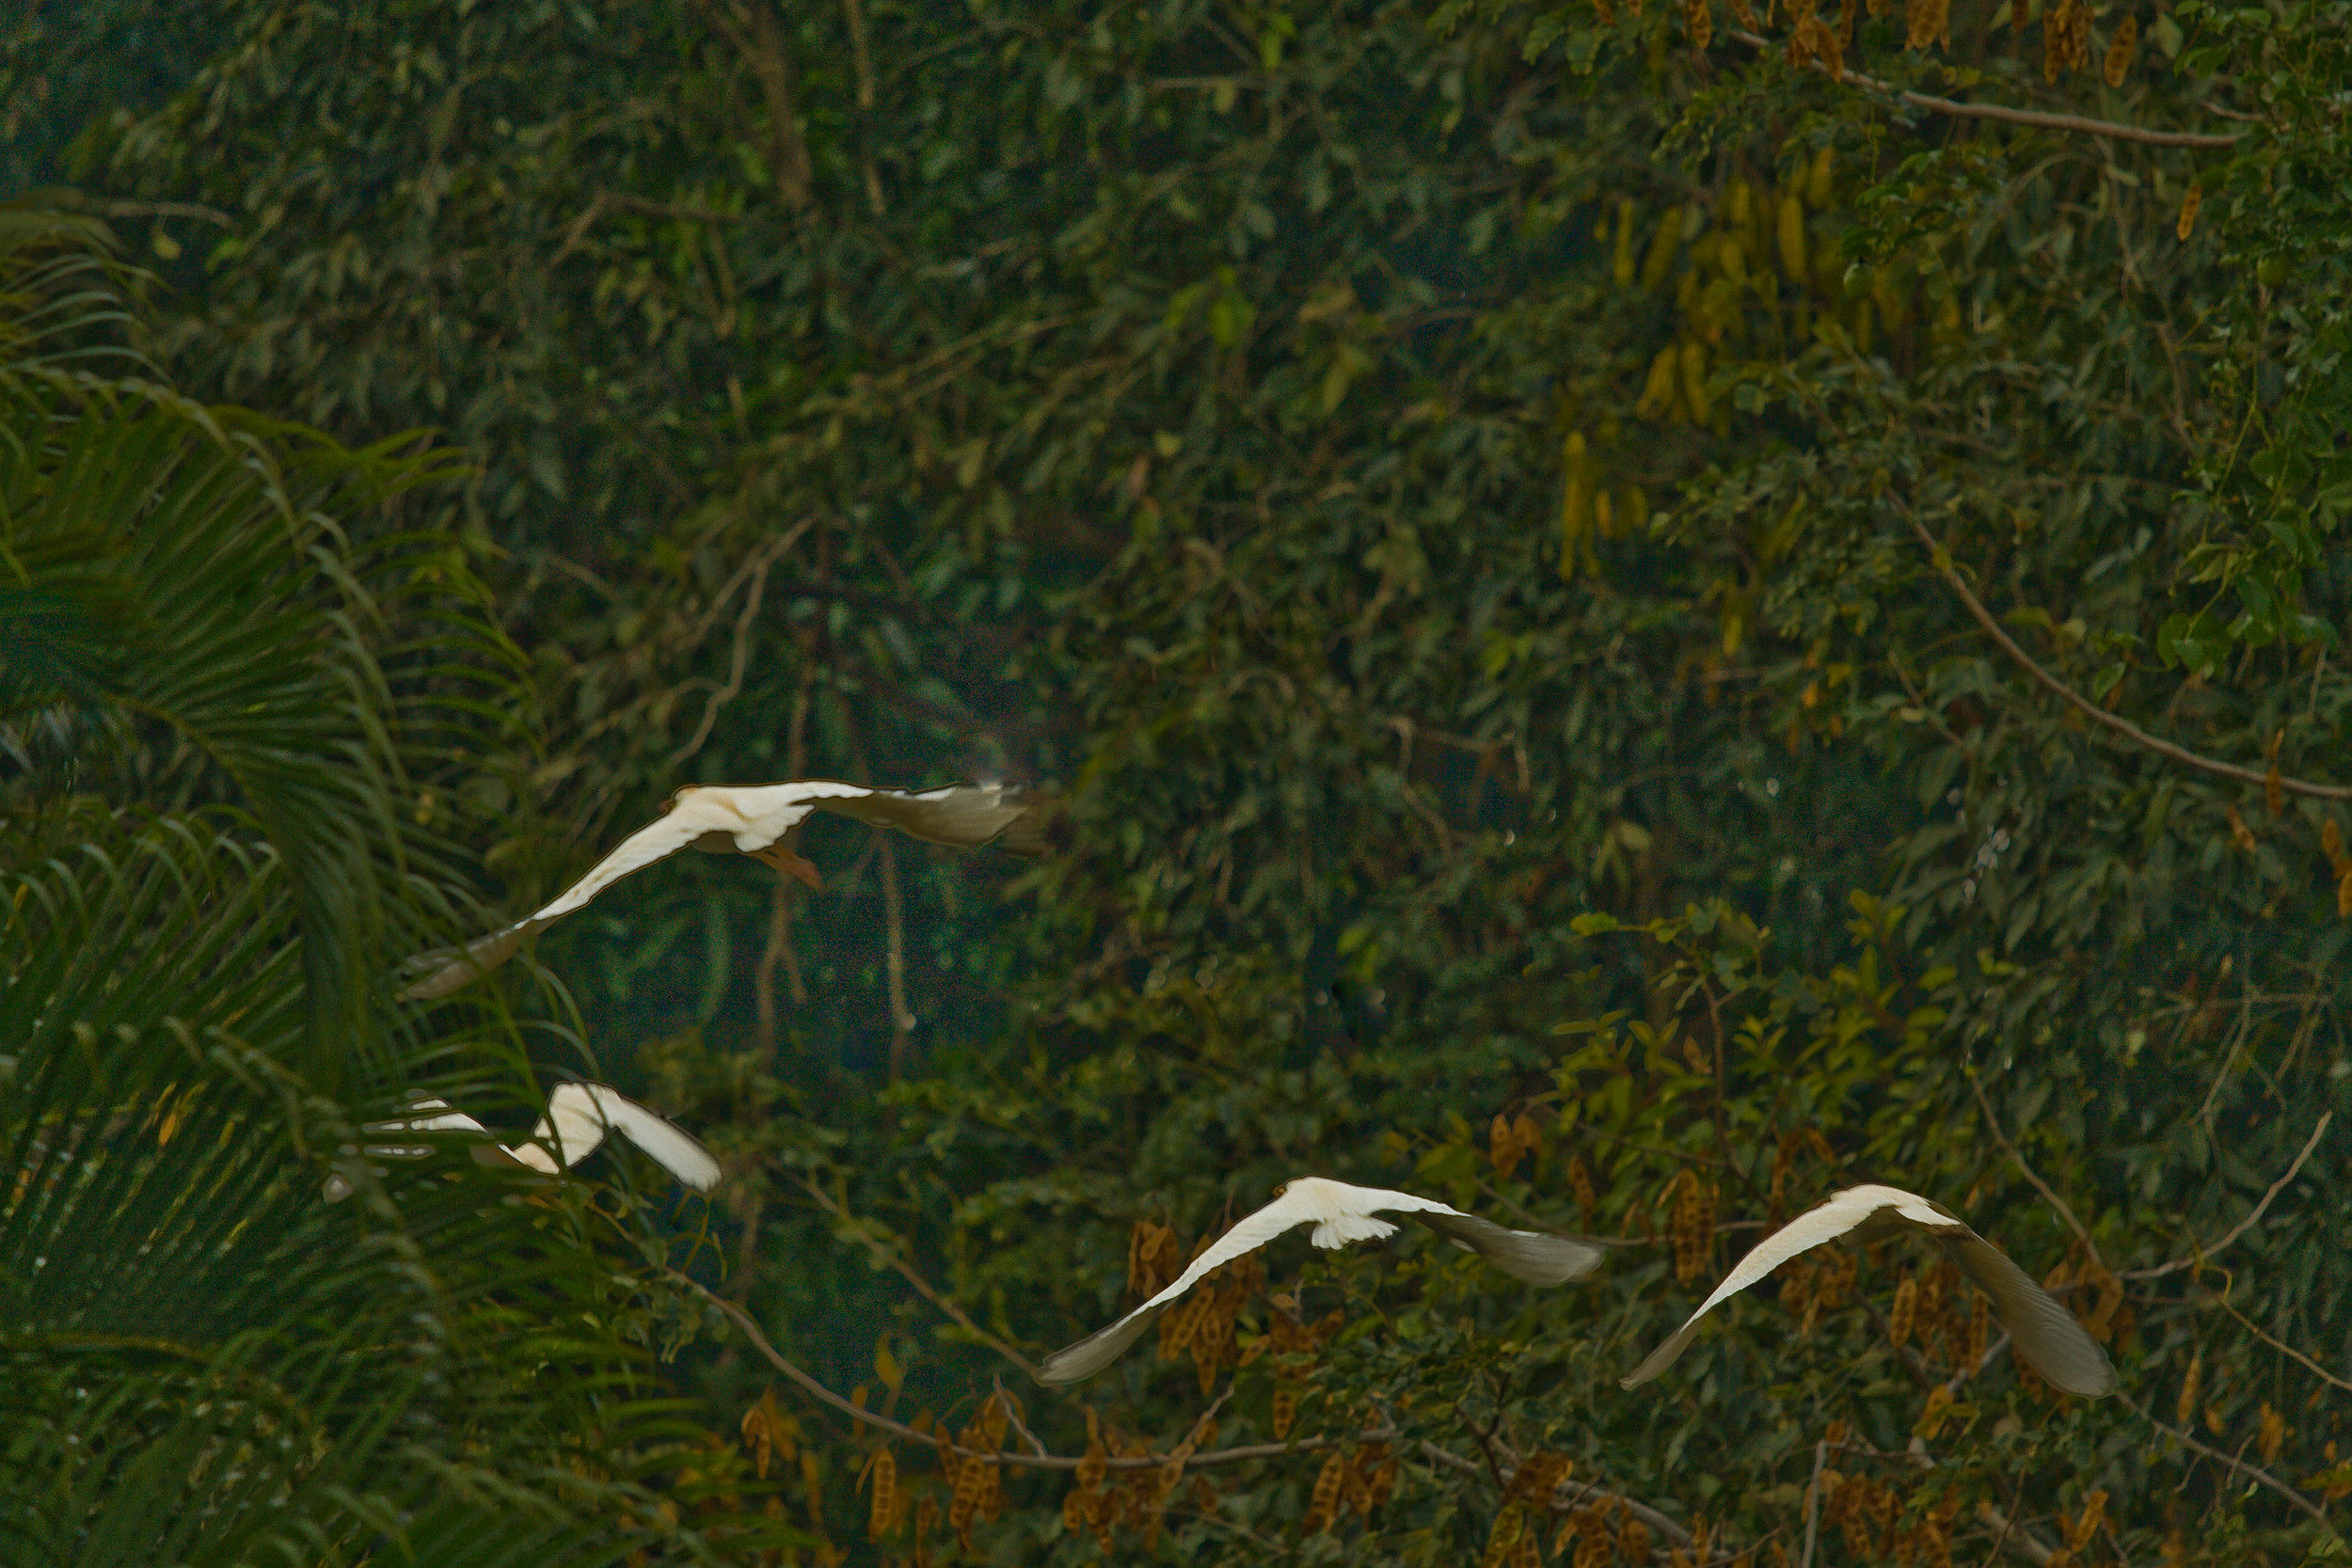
<box><xmin>396</xmin><ymin>802</ymin><xmax>736</xmax><ymax>1000</ymax></box>
<box><xmin>1944</xmin><ymin>1232</ymin><xmax>2116</xmax><ymax>1397</ymax></box>
<box><xmin>1621</xmin><ymin>1188</ymin><xmax>1897</xmax><ymax>1387</ymax></box>
<box><xmin>812</xmin><ymin>784</ymin><xmax>1043</xmax><ymax>853</ymax></box>
<box><xmin>1411</xmin><ymin>1211</ymin><xmax>1609</xmax><ymax>1286</ymax></box>
<box><xmin>1036</xmin><ymin>1189</ymin><xmax>1319</xmax><ymax>1386</ymax></box>
<box><xmin>570</xmin><ymin>1084</ymin><xmax>723</xmax><ymax>1192</ymax></box>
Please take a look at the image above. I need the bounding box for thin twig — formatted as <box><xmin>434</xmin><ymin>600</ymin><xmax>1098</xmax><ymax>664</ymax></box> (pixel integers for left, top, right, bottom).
<box><xmin>2197</xmin><ymin>1285</ymin><xmax>2352</xmax><ymax>1394</ymax></box>
<box><xmin>798</xmin><ymin>1177</ymin><xmax>1041</xmax><ymax>1379</ymax></box>
<box><xmin>1969</xmin><ymin>1073</ymin><xmax>2102</xmax><ymax>1267</ymax></box>
<box><xmin>1909</xmin><ymin>516</ymin><xmax>2352</xmax><ymax>800</ymax></box>
<box><xmin>2119</xmin><ymin>1390</ymin><xmax>2330</xmax><ymax>1526</ymax></box>
<box><xmin>1415</xmin><ymin>1440</ymin><xmax>1692</xmax><ymax>1546</ymax></box>
<box><xmin>680</xmin><ymin>1268</ymin><xmax>1390</xmax><ymax>1470</ymax></box>
<box><xmin>552</xmin><ymin>190</ymin><xmax>744</xmax><ymax>262</ymax></box>
<box><xmin>95</xmin><ymin>198</ymin><xmax>236</xmax><ymax>228</ymax></box>
<box><xmin>672</xmin><ymin>522</ymin><xmax>813</xmax><ymax>764</ymax></box>
<box><xmin>1724</xmin><ymin>29</ymin><xmax>2240</xmax><ymax>148</ymax></box>
<box><xmin>692</xmin><ymin>0</ymin><xmax>813</xmax><ymax>210</ymax></box>
<box><xmin>1799</xmin><ymin>1437</ymin><xmax>1829</xmax><ymax>1568</ymax></box>
<box><xmin>879</xmin><ymin>829</ymin><xmax>913</xmax><ymax>1077</ymax></box>
<box><xmin>2125</xmin><ymin>1110</ymin><xmax>2331</xmax><ymax>1279</ymax></box>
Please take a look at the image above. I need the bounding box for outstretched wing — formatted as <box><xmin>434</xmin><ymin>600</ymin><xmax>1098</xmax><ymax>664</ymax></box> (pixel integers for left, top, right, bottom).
<box><xmin>1621</xmin><ymin>1187</ymin><xmax>1899</xmax><ymax>1387</ymax></box>
<box><xmin>1411</xmin><ymin>1211</ymin><xmax>1610</xmax><ymax>1286</ymax></box>
<box><xmin>812</xmin><ymin>784</ymin><xmax>1045</xmax><ymax>854</ymax></box>
<box><xmin>1036</xmin><ymin>1189</ymin><xmax>1319</xmax><ymax>1386</ymax></box>
<box><xmin>396</xmin><ymin>801</ymin><xmax>739</xmax><ymax>1001</ymax></box>
<box><xmin>548</xmin><ymin>1083</ymin><xmax>723</xmax><ymax>1192</ymax></box>
<box><xmin>1944</xmin><ymin>1232</ymin><xmax>2116</xmax><ymax>1397</ymax></box>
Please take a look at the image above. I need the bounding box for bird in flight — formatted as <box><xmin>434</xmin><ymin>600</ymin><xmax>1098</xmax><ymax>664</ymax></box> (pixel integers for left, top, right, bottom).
<box><xmin>398</xmin><ymin>779</ymin><xmax>1045</xmax><ymax>1000</ymax></box>
<box><xmin>1620</xmin><ymin>1182</ymin><xmax>2117</xmax><ymax>1397</ymax></box>
<box><xmin>1036</xmin><ymin>1177</ymin><xmax>1606</xmax><ymax>1386</ymax></box>
<box><xmin>323</xmin><ymin>1082</ymin><xmax>721</xmax><ymax>1200</ymax></box>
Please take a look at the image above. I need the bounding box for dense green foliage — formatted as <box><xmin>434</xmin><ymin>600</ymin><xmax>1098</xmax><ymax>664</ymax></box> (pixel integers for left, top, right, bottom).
<box><xmin>0</xmin><ymin>215</ymin><xmax>777</xmax><ymax>1564</ymax></box>
<box><xmin>7</xmin><ymin>0</ymin><xmax>2350</xmax><ymax>1560</ymax></box>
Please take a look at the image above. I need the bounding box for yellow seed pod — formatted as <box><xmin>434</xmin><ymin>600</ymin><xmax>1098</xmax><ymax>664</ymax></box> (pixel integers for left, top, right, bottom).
<box><xmin>1640</xmin><ymin>210</ymin><xmax>1682</xmax><ymax>291</ymax></box>
<box><xmin>1306</xmin><ymin>1452</ymin><xmax>1347</xmax><ymax>1532</ymax></box>
<box><xmin>2105</xmin><ymin>14</ymin><xmax>2137</xmax><ymax>85</ymax></box>
<box><xmin>2338</xmin><ymin>867</ymin><xmax>2352</xmax><ymax>917</ymax></box>
<box><xmin>1678</xmin><ymin>341</ymin><xmax>1711</xmax><ymax>422</ymax></box>
<box><xmin>1887</xmin><ymin>1275</ymin><xmax>1917</xmax><ymax>1348</ymax></box>
<box><xmin>2322</xmin><ymin>817</ymin><xmax>2346</xmax><ymax>871</ymax></box>
<box><xmin>1807</xmin><ymin>146</ymin><xmax>1834</xmax><ymax>208</ymax></box>
<box><xmin>867</xmin><ymin>1448</ymin><xmax>899</xmax><ymax>1542</ymax></box>
<box><xmin>1850</xmin><ymin>296</ymin><xmax>1873</xmax><ymax>354</ymax></box>
<box><xmin>1637</xmin><ymin>346</ymin><xmax>1680</xmax><ymax>420</ymax></box>
<box><xmin>1717</xmin><ymin>234</ymin><xmax>1746</xmax><ymax>284</ymax></box>
<box><xmin>1776</xmin><ymin>192</ymin><xmax>1807</xmax><ymax>284</ymax></box>
<box><xmin>2176</xmin><ymin>182</ymin><xmax>2201</xmax><ymax>240</ymax></box>
<box><xmin>1621</xmin><ymin>486</ymin><xmax>1648</xmax><ymax>531</ymax></box>
<box><xmin>1594</xmin><ymin>489</ymin><xmax>1616</xmax><ymax>537</ymax></box>
<box><xmin>1729</xmin><ymin>0</ymin><xmax>1759</xmax><ymax>25</ymax></box>
<box><xmin>2259</xmin><ymin>1402</ymin><xmax>2288</xmax><ymax>1464</ymax></box>
<box><xmin>1726</xmin><ymin>178</ymin><xmax>1754</xmax><ymax>231</ymax></box>
<box><xmin>1613</xmin><ymin>198</ymin><xmax>1639</xmax><ymax>284</ymax></box>
<box><xmin>1687</xmin><ymin>0</ymin><xmax>1713</xmax><ymax>49</ymax></box>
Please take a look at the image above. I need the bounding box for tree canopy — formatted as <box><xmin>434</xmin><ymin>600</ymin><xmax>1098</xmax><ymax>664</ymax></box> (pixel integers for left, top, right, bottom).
<box><xmin>5</xmin><ymin>0</ymin><xmax>2349</xmax><ymax>1560</ymax></box>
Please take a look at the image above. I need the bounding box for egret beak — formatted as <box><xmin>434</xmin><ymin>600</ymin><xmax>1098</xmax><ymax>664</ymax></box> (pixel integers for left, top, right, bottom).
<box><xmin>753</xmin><ymin>843</ymin><xmax>823</xmax><ymax>889</ymax></box>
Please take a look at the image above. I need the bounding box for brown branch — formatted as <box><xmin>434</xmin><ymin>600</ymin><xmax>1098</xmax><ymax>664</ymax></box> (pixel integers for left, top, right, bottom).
<box><xmin>2119</xmin><ymin>1390</ymin><xmax>2330</xmax><ymax>1525</ymax></box>
<box><xmin>2199</xmin><ymin>1285</ymin><xmax>2352</xmax><ymax>1394</ymax></box>
<box><xmin>681</xmin><ymin>1267</ymin><xmax>1387</xmax><ymax>1470</ymax></box>
<box><xmin>671</xmin><ymin>523</ymin><xmax>812</xmax><ymax>764</ymax></box>
<box><xmin>1969</xmin><ymin>1073</ymin><xmax>2103</xmax><ymax>1268</ymax></box>
<box><xmin>1724</xmin><ymin>29</ymin><xmax>2240</xmax><ymax>148</ymax></box>
<box><xmin>2126</xmin><ymin>1110</ymin><xmax>2331</xmax><ymax>1280</ymax></box>
<box><xmin>692</xmin><ymin>0</ymin><xmax>813</xmax><ymax>210</ymax></box>
<box><xmin>553</xmin><ymin>190</ymin><xmax>744</xmax><ymax>263</ymax></box>
<box><xmin>94</xmin><ymin>198</ymin><xmax>235</xmax><ymax>228</ymax></box>
<box><xmin>1798</xmin><ymin>1436</ymin><xmax>1830</xmax><ymax>1568</ymax></box>
<box><xmin>798</xmin><ymin>1178</ymin><xmax>1041</xmax><ymax>1379</ymax></box>
<box><xmin>878</xmin><ymin>829</ymin><xmax>913</xmax><ymax>1077</ymax></box>
<box><xmin>1415</xmin><ymin>1440</ymin><xmax>1692</xmax><ymax>1547</ymax></box>
<box><xmin>1910</xmin><ymin>516</ymin><xmax>2352</xmax><ymax>800</ymax></box>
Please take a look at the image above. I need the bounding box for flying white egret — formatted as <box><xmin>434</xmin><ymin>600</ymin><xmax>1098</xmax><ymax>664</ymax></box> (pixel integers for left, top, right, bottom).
<box><xmin>1035</xmin><ymin>1177</ymin><xmax>1607</xmax><ymax>1386</ymax></box>
<box><xmin>398</xmin><ymin>779</ymin><xmax>1045</xmax><ymax>1000</ymax></box>
<box><xmin>322</xmin><ymin>1082</ymin><xmax>721</xmax><ymax>1200</ymax></box>
<box><xmin>1620</xmin><ymin>1182</ymin><xmax>2117</xmax><ymax>1397</ymax></box>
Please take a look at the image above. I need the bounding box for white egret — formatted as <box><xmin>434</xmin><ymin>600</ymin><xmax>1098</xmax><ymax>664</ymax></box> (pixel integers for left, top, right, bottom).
<box><xmin>1036</xmin><ymin>1177</ymin><xmax>1606</xmax><ymax>1386</ymax></box>
<box><xmin>1620</xmin><ymin>1183</ymin><xmax>2116</xmax><ymax>1397</ymax></box>
<box><xmin>323</xmin><ymin>1082</ymin><xmax>721</xmax><ymax>1199</ymax></box>
<box><xmin>398</xmin><ymin>779</ymin><xmax>1044</xmax><ymax>1000</ymax></box>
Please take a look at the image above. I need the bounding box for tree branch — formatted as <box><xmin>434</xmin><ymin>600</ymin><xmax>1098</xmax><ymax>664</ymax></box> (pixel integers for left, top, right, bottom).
<box><xmin>692</xmin><ymin>0</ymin><xmax>814</xmax><ymax>210</ymax></box>
<box><xmin>1415</xmin><ymin>1438</ymin><xmax>1693</xmax><ymax>1547</ymax></box>
<box><xmin>2119</xmin><ymin>1389</ymin><xmax>2330</xmax><ymax>1526</ymax></box>
<box><xmin>2125</xmin><ymin>1110</ymin><xmax>2331</xmax><ymax>1279</ymax></box>
<box><xmin>1725</xmin><ymin>29</ymin><xmax>2241</xmax><ymax>148</ymax></box>
<box><xmin>1970</xmin><ymin>1073</ymin><xmax>2103</xmax><ymax>1268</ymax></box>
<box><xmin>1909</xmin><ymin>515</ymin><xmax>2352</xmax><ymax>800</ymax></box>
<box><xmin>796</xmin><ymin>1177</ymin><xmax>1041</xmax><ymax>1379</ymax></box>
<box><xmin>679</xmin><ymin>1268</ymin><xmax>1389</xmax><ymax>1471</ymax></box>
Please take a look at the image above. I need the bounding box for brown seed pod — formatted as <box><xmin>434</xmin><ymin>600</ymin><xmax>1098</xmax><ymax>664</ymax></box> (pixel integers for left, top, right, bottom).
<box><xmin>2104</xmin><ymin>14</ymin><xmax>2137</xmax><ymax>84</ymax></box>
<box><xmin>2176</xmin><ymin>1350</ymin><xmax>2203</xmax><ymax>1427</ymax></box>
<box><xmin>1504</xmin><ymin>1450</ymin><xmax>1574</xmax><ymax>1507</ymax></box>
<box><xmin>866</xmin><ymin>1447</ymin><xmax>900</xmax><ymax>1542</ymax></box>
<box><xmin>1687</xmin><ymin>0</ymin><xmax>1714</xmax><ymax>49</ymax></box>
<box><xmin>2226</xmin><ymin>802</ymin><xmax>2258</xmax><ymax>852</ymax></box>
<box><xmin>1482</xmin><ymin>1506</ymin><xmax>1528</xmax><ymax>1568</ymax></box>
<box><xmin>1905</xmin><ymin>0</ymin><xmax>1948</xmax><ymax>51</ymax></box>
<box><xmin>2259</xmin><ymin>1402</ymin><xmax>2289</xmax><ymax>1464</ymax></box>
<box><xmin>1888</xmin><ymin>1275</ymin><xmax>1918</xmax><ymax>1349</ymax></box>
<box><xmin>1729</xmin><ymin>0</ymin><xmax>1760</xmax><ymax>25</ymax></box>
<box><xmin>1620</xmin><ymin>1517</ymin><xmax>1654</xmax><ymax>1561</ymax></box>
<box><xmin>913</xmin><ymin>1496</ymin><xmax>940</xmax><ymax>1568</ymax></box>
<box><xmin>2323</xmin><ymin>818</ymin><xmax>2347</xmax><ymax>873</ymax></box>
<box><xmin>2177</xmin><ymin>182</ymin><xmax>2202</xmax><ymax>240</ymax></box>
<box><xmin>1566</xmin><ymin>1153</ymin><xmax>1599</xmax><ymax>1224</ymax></box>
<box><xmin>1272</xmin><ymin>1386</ymin><xmax>1299</xmax><ymax>1439</ymax></box>
<box><xmin>1305</xmin><ymin>1452</ymin><xmax>1347</xmax><ymax>1533</ymax></box>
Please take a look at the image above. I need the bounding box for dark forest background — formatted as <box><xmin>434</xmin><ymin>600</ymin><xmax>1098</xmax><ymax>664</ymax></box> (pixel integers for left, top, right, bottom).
<box><xmin>4</xmin><ymin>0</ymin><xmax>2348</xmax><ymax>1561</ymax></box>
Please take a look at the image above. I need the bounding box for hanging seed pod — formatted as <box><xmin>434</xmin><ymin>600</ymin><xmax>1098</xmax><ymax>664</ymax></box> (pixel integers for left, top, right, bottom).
<box><xmin>2068</xmin><ymin>1490</ymin><xmax>2110</xmax><ymax>1549</ymax></box>
<box><xmin>867</xmin><ymin>1448</ymin><xmax>900</xmax><ymax>1542</ymax></box>
<box><xmin>2175</xmin><ymin>181</ymin><xmax>2202</xmax><ymax>240</ymax></box>
<box><xmin>914</xmin><ymin>1496</ymin><xmax>940</xmax><ymax>1568</ymax></box>
<box><xmin>1729</xmin><ymin>0</ymin><xmax>1760</xmax><ymax>27</ymax></box>
<box><xmin>1888</xmin><ymin>1275</ymin><xmax>1918</xmax><ymax>1349</ymax></box>
<box><xmin>2259</xmin><ymin>1402</ymin><xmax>2289</xmax><ymax>1463</ymax></box>
<box><xmin>1964</xmin><ymin>1289</ymin><xmax>1989</xmax><ymax>1374</ymax></box>
<box><xmin>1613</xmin><ymin>200</ymin><xmax>1639</xmax><ymax>284</ymax></box>
<box><xmin>1678</xmin><ymin>341</ymin><xmax>1712</xmax><ymax>424</ymax></box>
<box><xmin>2338</xmin><ymin>868</ymin><xmax>2352</xmax><ymax>917</ymax></box>
<box><xmin>1687</xmin><ymin>0</ymin><xmax>1714</xmax><ymax>49</ymax></box>
<box><xmin>1482</xmin><ymin>1506</ymin><xmax>1528</xmax><ymax>1568</ymax></box>
<box><xmin>1904</xmin><ymin>0</ymin><xmax>1947</xmax><ymax>51</ymax></box>
<box><xmin>1305</xmin><ymin>1452</ymin><xmax>1347</xmax><ymax>1533</ymax></box>
<box><xmin>1274</xmin><ymin>1385</ymin><xmax>1300</xmax><ymax>1437</ymax></box>
<box><xmin>2104</xmin><ymin>14</ymin><xmax>2137</xmax><ymax>84</ymax></box>
<box><xmin>1638</xmin><ymin>347</ymin><xmax>1680</xmax><ymax>420</ymax></box>
<box><xmin>2226</xmin><ymin>802</ymin><xmax>2257</xmax><ymax>852</ymax></box>
<box><xmin>1776</xmin><ymin>192</ymin><xmax>1808</xmax><ymax>284</ymax></box>
<box><xmin>1620</xmin><ymin>1517</ymin><xmax>1654</xmax><ymax>1560</ymax></box>
<box><xmin>1566</xmin><ymin>1153</ymin><xmax>1598</xmax><ymax>1223</ymax></box>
